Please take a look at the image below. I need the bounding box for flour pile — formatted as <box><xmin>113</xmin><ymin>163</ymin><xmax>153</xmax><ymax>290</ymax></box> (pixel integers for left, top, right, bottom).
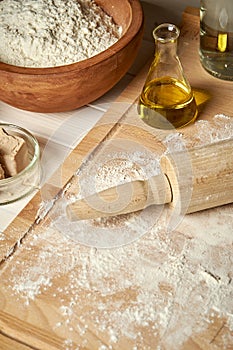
<box><xmin>7</xmin><ymin>207</ymin><xmax>233</xmax><ymax>349</ymax></box>
<box><xmin>0</xmin><ymin>0</ymin><xmax>122</xmax><ymax>67</ymax></box>
<box><xmin>1</xmin><ymin>116</ymin><xmax>233</xmax><ymax>349</ymax></box>
<box><xmin>4</xmin><ymin>145</ymin><xmax>233</xmax><ymax>349</ymax></box>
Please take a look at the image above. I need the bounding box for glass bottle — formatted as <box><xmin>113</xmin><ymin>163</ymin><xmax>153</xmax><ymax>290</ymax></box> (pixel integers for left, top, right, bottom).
<box><xmin>200</xmin><ymin>0</ymin><xmax>233</xmax><ymax>80</ymax></box>
<box><xmin>138</xmin><ymin>23</ymin><xmax>198</xmax><ymax>130</ymax></box>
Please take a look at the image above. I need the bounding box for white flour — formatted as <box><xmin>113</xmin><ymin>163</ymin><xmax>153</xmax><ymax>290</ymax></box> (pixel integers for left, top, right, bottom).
<box><xmin>162</xmin><ymin>114</ymin><xmax>233</xmax><ymax>152</ymax></box>
<box><xmin>0</xmin><ymin>0</ymin><xmax>122</xmax><ymax>67</ymax></box>
<box><xmin>52</xmin><ymin>148</ymin><xmax>162</xmax><ymax>248</ymax></box>
<box><xmin>1</xmin><ymin>114</ymin><xmax>233</xmax><ymax>349</ymax></box>
<box><xmin>6</xmin><ymin>210</ymin><xmax>233</xmax><ymax>349</ymax></box>
<box><xmin>0</xmin><ymin>231</ymin><xmax>5</xmax><ymax>241</ymax></box>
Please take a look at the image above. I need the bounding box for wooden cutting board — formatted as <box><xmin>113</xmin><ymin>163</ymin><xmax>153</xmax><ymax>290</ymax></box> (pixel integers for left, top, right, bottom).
<box><xmin>0</xmin><ymin>7</ymin><xmax>233</xmax><ymax>350</ymax></box>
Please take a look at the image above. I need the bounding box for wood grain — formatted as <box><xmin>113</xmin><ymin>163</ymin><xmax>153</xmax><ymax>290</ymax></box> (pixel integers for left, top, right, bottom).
<box><xmin>0</xmin><ymin>333</ymin><xmax>34</xmax><ymax>350</ymax></box>
<box><xmin>0</xmin><ymin>311</ymin><xmax>78</xmax><ymax>350</ymax></box>
<box><xmin>67</xmin><ymin>137</ymin><xmax>233</xmax><ymax>221</ymax></box>
<box><xmin>0</xmin><ymin>7</ymin><xmax>233</xmax><ymax>350</ymax></box>
<box><xmin>66</xmin><ymin>173</ymin><xmax>172</xmax><ymax>221</ymax></box>
<box><xmin>161</xmin><ymin>138</ymin><xmax>233</xmax><ymax>214</ymax></box>
<box><xmin>0</xmin><ymin>104</ymin><xmax>141</xmax><ymax>263</ymax></box>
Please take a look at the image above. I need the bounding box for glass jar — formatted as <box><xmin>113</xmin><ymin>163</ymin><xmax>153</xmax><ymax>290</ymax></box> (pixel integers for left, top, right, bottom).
<box><xmin>138</xmin><ymin>23</ymin><xmax>197</xmax><ymax>129</ymax></box>
<box><xmin>0</xmin><ymin>123</ymin><xmax>41</xmax><ymax>205</ymax></box>
<box><xmin>200</xmin><ymin>0</ymin><xmax>233</xmax><ymax>80</ymax></box>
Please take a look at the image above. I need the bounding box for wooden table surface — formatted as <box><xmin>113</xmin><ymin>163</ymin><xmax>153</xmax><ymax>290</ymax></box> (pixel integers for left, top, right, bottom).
<box><xmin>0</xmin><ymin>7</ymin><xmax>233</xmax><ymax>350</ymax></box>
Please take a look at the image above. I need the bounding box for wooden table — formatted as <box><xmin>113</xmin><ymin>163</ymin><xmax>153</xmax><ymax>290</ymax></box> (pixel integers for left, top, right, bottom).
<box><xmin>0</xmin><ymin>7</ymin><xmax>233</xmax><ymax>350</ymax></box>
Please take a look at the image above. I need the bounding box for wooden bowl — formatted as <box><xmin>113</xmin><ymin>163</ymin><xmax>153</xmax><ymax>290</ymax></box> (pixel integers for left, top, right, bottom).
<box><xmin>0</xmin><ymin>0</ymin><xmax>144</xmax><ymax>113</ymax></box>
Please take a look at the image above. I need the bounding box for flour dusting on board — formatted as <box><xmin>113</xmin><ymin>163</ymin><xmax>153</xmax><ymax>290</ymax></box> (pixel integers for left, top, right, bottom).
<box><xmin>185</xmin><ymin>114</ymin><xmax>233</xmax><ymax>146</ymax></box>
<box><xmin>2</xmin><ymin>116</ymin><xmax>233</xmax><ymax>349</ymax></box>
<box><xmin>6</xmin><ymin>210</ymin><xmax>233</xmax><ymax>349</ymax></box>
<box><xmin>52</xmin><ymin>147</ymin><xmax>163</xmax><ymax>248</ymax></box>
<box><xmin>162</xmin><ymin>114</ymin><xmax>233</xmax><ymax>151</ymax></box>
<box><xmin>0</xmin><ymin>231</ymin><xmax>5</xmax><ymax>241</ymax></box>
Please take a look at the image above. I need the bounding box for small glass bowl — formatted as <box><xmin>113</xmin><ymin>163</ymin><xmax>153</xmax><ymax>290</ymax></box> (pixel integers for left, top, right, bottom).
<box><xmin>0</xmin><ymin>123</ymin><xmax>41</xmax><ymax>205</ymax></box>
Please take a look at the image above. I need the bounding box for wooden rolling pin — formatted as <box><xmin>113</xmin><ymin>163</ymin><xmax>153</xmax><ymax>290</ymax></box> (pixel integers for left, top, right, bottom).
<box><xmin>66</xmin><ymin>138</ymin><xmax>233</xmax><ymax>221</ymax></box>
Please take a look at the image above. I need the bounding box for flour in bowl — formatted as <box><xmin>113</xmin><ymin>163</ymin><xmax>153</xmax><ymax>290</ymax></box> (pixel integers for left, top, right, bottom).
<box><xmin>0</xmin><ymin>0</ymin><xmax>122</xmax><ymax>68</ymax></box>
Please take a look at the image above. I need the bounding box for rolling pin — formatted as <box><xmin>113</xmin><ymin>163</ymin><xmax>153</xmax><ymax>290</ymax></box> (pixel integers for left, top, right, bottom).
<box><xmin>66</xmin><ymin>138</ymin><xmax>233</xmax><ymax>221</ymax></box>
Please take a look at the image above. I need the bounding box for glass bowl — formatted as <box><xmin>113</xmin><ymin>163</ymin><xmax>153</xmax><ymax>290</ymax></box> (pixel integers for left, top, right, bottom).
<box><xmin>0</xmin><ymin>123</ymin><xmax>41</xmax><ymax>205</ymax></box>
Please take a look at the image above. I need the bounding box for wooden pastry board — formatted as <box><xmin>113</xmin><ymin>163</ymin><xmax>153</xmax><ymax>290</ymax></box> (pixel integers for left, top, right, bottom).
<box><xmin>0</xmin><ymin>8</ymin><xmax>233</xmax><ymax>350</ymax></box>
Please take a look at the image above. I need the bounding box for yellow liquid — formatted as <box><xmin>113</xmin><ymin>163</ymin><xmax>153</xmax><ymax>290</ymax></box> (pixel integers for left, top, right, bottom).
<box><xmin>217</xmin><ymin>33</ymin><xmax>228</xmax><ymax>53</ymax></box>
<box><xmin>200</xmin><ymin>15</ymin><xmax>233</xmax><ymax>80</ymax></box>
<box><xmin>138</xmin><ymin>77</ymin><xmax>198</xmax><ymax>129</ymax></box>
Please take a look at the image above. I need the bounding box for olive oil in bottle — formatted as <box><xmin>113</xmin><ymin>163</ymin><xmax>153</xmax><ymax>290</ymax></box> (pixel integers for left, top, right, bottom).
<box><xmin>138</xmin><ymin>23</ymin><xmax>198</xmax><ymax>130</ymax></box>
<box><xmin>139</xmin><ymin>77</ymin><xmax>198</xmax><ymax>129</ymax></box>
